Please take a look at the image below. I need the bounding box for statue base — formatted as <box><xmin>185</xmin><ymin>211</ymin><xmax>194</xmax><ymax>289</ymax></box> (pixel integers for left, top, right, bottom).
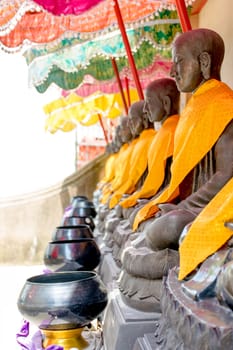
<box><xmin>154</xmin><ymin>267</ymin><xmax>233</xmax><ymax>349</ymax></box>
<box><xmin>132</xmin><ymin>333</ymin><xmax>157</xmax><ymax>350</ymax></box>
<box><xmin>102</xmin><ymin>289</ymin><xmax>160</xmax><ymax>350</ymax></box>
<box><xmin>97</xmin><ymin>233</ymin><xmax>113</xmax><ymax>255</ymax></box>
<box><xmin>97</xmin><ymin>235</ymin><xmax>121</xmax><ymax>290</ymax></box>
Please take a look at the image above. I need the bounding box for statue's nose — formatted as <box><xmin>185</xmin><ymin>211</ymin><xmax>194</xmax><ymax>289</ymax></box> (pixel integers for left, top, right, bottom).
<box><xmin>170</xmin><ymin>63</ymin><xmax>176</xmax><ymax>78</ymax></box>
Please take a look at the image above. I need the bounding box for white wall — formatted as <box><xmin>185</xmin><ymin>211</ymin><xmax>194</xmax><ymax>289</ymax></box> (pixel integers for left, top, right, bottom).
<box><xmin>197</xmin><ymin>0</ymin><xmax>233</xmax><ymax>88</ymax></box>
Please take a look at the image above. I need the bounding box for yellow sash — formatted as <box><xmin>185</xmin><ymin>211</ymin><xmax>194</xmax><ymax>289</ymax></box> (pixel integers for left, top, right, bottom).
<box><xmin>98</xmin><ymin>153</ymin><xmax>118</xmax><ymax>189</ymax></box>
<box><xmin>179</xmin><ymin>177</ymin><xmax>233</xmax><ymax>280</ymax></box>
<box><xmin>109</xmin><ymin>128</ymin><xmax>156</xmax><ymax>208</ymax></box>
<box><xmin>133</xmin><ymin>80</ymin><xmax>233</xmax><ymax>230</ymax></box>
<box><xmin>100</xmin><ymin>143</ymin><xmax>128</xmax><ymax>204</ymax></box>
<box><xmin>101</xmin><ymin>139</ymin><xmax>138</xmax><ymax>204</ymax></box>
<box><xmin>120</xmin><ymin>115</ymin><xmax>179</xmax><ymax>208</ymax></box>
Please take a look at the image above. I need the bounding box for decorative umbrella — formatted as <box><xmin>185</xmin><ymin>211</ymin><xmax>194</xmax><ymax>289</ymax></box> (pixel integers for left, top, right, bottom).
<box><xmin>34</xmin><ymin>54</ymin><xmax>172</xmax><ymax>93</ymax></box>
<box><xmin>0</xmin><ymin>0</ymin><xmax>199</xmax><ymax>99</ymax></box>
<box><xmin>0</xmin><ymin>0</ymin><xmax>199</xmax><ymax>111</ymax></box>
<box><xmin>43</xmin><ymin>88</ymin><xmax>139</xmax><ymax>134</ymax></box>
<box><xmin>32</xmin><ymin>0</ymin><xmax>105</xmax><ymax>15</ymax></box>
<box><xmin>61</xmin><ymin>59</ymin><xmax>172</xmax><ymax>97</ymax></box>
<box><xmin>25</xmin><ymin>16</ymin><xmax>180</xmax><ymax>92</ymax></box>
<box><xmin>0</xmin><ymin>0</ymin><xmax>196</xmax><ymax>52</ymax></box>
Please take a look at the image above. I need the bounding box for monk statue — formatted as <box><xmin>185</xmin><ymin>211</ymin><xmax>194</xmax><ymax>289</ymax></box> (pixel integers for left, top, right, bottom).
<box><xmin>101</xmin><ymin>116</ymin><xmax>133</xmax><ymax>206</ymax></box>
<box><xmin>111</xmin><ymin>78</ymin><xmax>180</xmax><ymax>266</ymax></box>
<box><xmin>96</xmin><ymin>117</ymin><xmax>133</xmax><ymax>239</ymax></box>
<box><xmin>97</xmin><ymin>142</ymin><xmax>118</xmax><ymax>191</ymax></box>
<box><xmin>94</xmin><ymin>141</ymin><xmax>118</xmax><ymax>207</ymax></box>
<box><xmin>102</xmin><ymin>102</ymin><xmax>156</xmax><ymax>247</ymax></box>
<box><xmin>99</xmin><ymin>114</ymin><xmax>138</xmax><ymax>245</ymax></box>
<box><xmin>108</xmin><ymin>100</ymin><xmax>155</xmax><ymax>209</ymax></box>
<box><xmin>96</xmin><ymin>125</ymin><xmax>124</xmax><ymax>232</ymax></box>
<box><xmin>96</xmin><ymin>127</ymin><xmax>123</xmax><ymax>197</ymax></box>
<box><xmin>118</xmin><ymin>28</ymin><xmax>233</xmax><ymax>312</ymax></box>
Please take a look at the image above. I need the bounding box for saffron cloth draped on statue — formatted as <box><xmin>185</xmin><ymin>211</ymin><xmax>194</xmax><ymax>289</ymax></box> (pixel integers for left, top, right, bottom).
<box><xmin>101</xmin><ymin>139</ymin><xmax>137</xmax><ymax>204</ymax></box>
<box><xmin>98</xmin><ymin>153</ymin><xmax>118</xmax><ymax>190</ymax></box>
<box><xmin>109</xmin><ymin>128</ymin><xmax>156</xmax><ymax>208</ymax></box>
<box><xmin>179</xmin><ymin>177</ymin><xmax>233</xmax><ymax>280</ymax></box>
<box><xmin>133</xmin><ymin>79</ymin><xmax>233</xmax><ymax>230</ymax></box>
<box><xmin>120</xmin><ymin>115</ymin><xmax>179</xmax><ymax>209</ymax></box>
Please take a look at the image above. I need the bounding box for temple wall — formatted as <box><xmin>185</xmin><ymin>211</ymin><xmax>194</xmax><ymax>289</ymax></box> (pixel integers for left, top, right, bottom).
<box><xmin>0</xmin><ymin>154</ymin><xmax>106</xmax><ymax>265</ymax></box>
<box><xmin>180</xmin><ymin>0</ymin><xmax>233</xmax><ymax>110</ymax></box>
<box><xmin>195</xmin><ymin>0</ymin><xmax>233</xmax><ymax>88</ymax></box>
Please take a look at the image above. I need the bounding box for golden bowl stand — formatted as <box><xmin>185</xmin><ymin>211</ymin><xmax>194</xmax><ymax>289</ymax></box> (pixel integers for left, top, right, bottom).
<box><xmin>41</xmin><ymin>327</ymin><xmax>89</xmax><ymax>350</ymax></box>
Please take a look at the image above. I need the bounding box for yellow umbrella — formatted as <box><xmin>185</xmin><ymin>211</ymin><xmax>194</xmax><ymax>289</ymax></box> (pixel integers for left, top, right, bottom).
<box><xmin>44</xmin><ymin>115</ymin><xmax>77</xmax><ymax>134</ymax></box>
<box><xmin>43</xmin><ymin>92</ymin><xmax>84</xmax><ymax>115</ymax></box>
<box><xmin>43</xmin><ymin>89</ymin><xmax>139</xmax><ymax>134</ymax></box>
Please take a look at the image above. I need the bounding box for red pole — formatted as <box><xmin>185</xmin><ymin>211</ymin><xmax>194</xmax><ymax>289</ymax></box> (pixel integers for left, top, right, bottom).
<box><xmin>124</xmin><ymin>77</ymin><xmax>131</xmax><ymax>107</ymax></box>
<box><xmin>98</xmin><ymin>113</ymin><xmax>109</xmax><ymax>144</ymax></box>
<box><xmin>113</xmin><ymin>0</ymin><xmax>144</xmax><ymax>100</ymax></box>
<box><xmin>111</xmin><ymin>57</ymin><xmax>128</xmax><ymax>115</ymax></box>
<box><xmin>174</xmin><ymin>0</ymin><xmax>192</xmax><ymax>32</ymax></box>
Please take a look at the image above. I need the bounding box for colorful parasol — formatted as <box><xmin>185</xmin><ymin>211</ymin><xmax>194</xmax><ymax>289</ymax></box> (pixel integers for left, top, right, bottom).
<box><xmin>35</xmin><ymin>57</ymin><xmax>172</xmax><ymax>94</ymax></box>
<box><xmin>0</xmin><ymin>0</ymin><xmax>201</xmax><ymax>100</ymax></box>
<box><xmin>61</xmin><ymin>59</ymin><xmax>172</xmax><ymax>97</ymax></box>
<box><xmin>43</xmin><ymin>89</ymin><xmax>139</xmax><ymax>134</ymax></box>
<box><xmin>0</xmin><ymin>0</ymin><xmax>196</xmax><ymax>52</ymax></box>
<box><xmin>32</xmin><ymin>0</ymin><xmax>105</xmax><ymax>15</ymax></box>
<box><xmin>25</xmin><ymin>16</ymin><xmax>180</xmax><ymax>92</ymax></box>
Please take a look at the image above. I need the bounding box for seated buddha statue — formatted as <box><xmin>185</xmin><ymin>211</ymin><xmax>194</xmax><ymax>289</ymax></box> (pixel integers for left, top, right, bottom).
<box><xmin>111</xmin><ymin>78</ymin><xmax>180</xmax><ymax>266</ymax></box>
<box><xmin>118</xmin><ymin>28</ymin><xmax>233</xmax><ymax>312</ymax></box>
<box><xmin>102</xmin><ymin>102</ymin><xmax>155</xmax><ymax>247</ymax></box>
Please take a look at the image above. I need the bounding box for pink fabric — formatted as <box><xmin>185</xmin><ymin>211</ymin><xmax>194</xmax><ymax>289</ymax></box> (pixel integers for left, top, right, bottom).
<box><xmin>33</xmin><ymin>0</ymin><xmax>104</xmax><ymax>15</ymax></box>
<box><xmin>16</xmin><ymin>320</ymin><xmax>62</xmax><ymax>350</ymax></box>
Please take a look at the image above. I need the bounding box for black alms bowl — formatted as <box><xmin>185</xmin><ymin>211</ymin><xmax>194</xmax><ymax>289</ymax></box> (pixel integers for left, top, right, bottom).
<box><xmin>71</xmin><ymin>196</ymin><xmax>88</xmax><ymax>208</ymax></box>
<box><xmin>70</xmin><ymin>200</ymin><xmax>97</xmax><ymax>218</ymax></box>
<box><xmin>60</xmin><ymin>216</ymin><xmax>95</xmax><ymax>232</ymax></box>
<box><xmin>44</xmin><ymin>238</ymin><xmax>101</xmax><ymax>272</ymax></box>
<box><xmin>52</xmin><ymin>225</ymin><xmax>94</xmax><ymax>241</ymax></box>
<box><xmin>17</xmin><ymin>271</ymin><xmax>108</xmax><ymax>330</ymax></box>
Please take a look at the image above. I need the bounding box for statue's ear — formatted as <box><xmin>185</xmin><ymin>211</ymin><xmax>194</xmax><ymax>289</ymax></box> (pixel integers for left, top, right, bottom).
<box><xmin>199</xmin><ymin>51</ymin><xmax>211</xmax><ymax>80</ymax></box>
<box><xmin>163</xmin><ymin>95</ymin><xmax>171</xmax><ymax>116</ymax></box>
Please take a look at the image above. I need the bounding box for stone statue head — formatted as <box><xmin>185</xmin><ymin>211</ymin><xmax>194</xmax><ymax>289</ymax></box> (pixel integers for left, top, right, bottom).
<box><xmin>119</xmin><ymin>116</ymin><xmax>133</xmax><ymax>143</ymax></box>
<box><xmin>170</xmin><ymin>28</ymin><xmax>225</xmax><ymax>93</ymax></box>
<box><xmin>128</xmin><ymin>100</ymin><xmax>146</xmax><ymax>138</ymax></box>
<box><xmin>143</xmin><ymin>78</ymin><xmax>180</xmax><ymax>127</ymax></box>
<box><xmin>105</xmin><ymin>142</ymin><xmax>113</xmax><ymax>155</ymax></box>
<box><xmin>113</xmin><ymin>124</ymin><xmax>123</xmax><ymax>151</ymax></box>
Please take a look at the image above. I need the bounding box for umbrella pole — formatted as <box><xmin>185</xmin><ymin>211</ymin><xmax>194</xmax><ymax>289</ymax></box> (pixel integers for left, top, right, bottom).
<box><xmin>125</xmin><ymin>77</ymin><xmax>131</xmax><ymax>107</ymax></box>
<box><xmin>111</xmin><ymin>57</ymin><xmax>128</xmax><ymax>115</ymax></box>
<box><xmin>98</xmin><ymin>113</ymin><xmax>109</xmax><ymax>144</ymax></box>
<box><xmin>175</xmin><ymin>0</ymin><xmax>192</xmax><ymax>32</ymax></box>
<box><xmin>113</xmin><ymin>0</ymin><xmax>144</xmax><ymax>100</ymax></box>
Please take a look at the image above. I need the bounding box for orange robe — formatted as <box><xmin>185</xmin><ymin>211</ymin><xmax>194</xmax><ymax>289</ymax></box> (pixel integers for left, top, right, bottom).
<box><xmin>179</xmin><ymin>177</ymin><xmax>233</xmax><ymax>280</ymax></box>
<box><xmin>133</xmin><ymin>79</ymin><xmax>233</xmax><ymax>231</ymax></box>
<box><xmin>101</xmin><ymin>139</ymin><xmax>137</xmax><ymax>204</ymax></box>
<box><xmin>120</xmin><ymin>115</ymin><xmax>179</xmax><ymax>209</ymax></box>
<box><xmin>100</xmin><ymin>144</ymin><xmax>128</xmax><ymax>203</ymax></box>
<box><xmin>98</xmin><ymin>152</ymin><xmax>118</xmax><ymax>189</ymax></box>
<box><xmin>109</xmin><ymin>128</ymin><xmax>156</xmax><ymax>208</ymax></box>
